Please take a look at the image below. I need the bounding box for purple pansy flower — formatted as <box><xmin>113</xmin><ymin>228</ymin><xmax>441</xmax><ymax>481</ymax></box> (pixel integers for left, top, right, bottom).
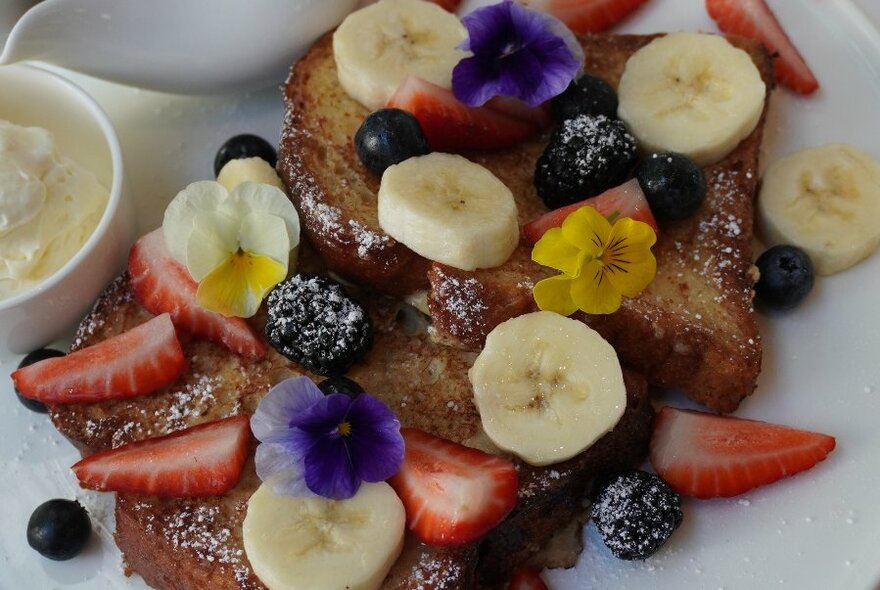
<box><xmin>251</xmin><ymin>376</ymin><xmax>404</xmax><ymax>500</ymax></box>
<box><xmin>453</xmin><ymin>1</ymin><xmax>584</xmax><ymax>107</ymax></box>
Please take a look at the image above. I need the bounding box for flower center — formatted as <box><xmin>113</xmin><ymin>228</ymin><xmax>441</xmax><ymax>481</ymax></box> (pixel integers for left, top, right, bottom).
<box><xmin>337</xmin><ymin>421</ymin><xmax>353</xmax><ymax>437</ymax></box>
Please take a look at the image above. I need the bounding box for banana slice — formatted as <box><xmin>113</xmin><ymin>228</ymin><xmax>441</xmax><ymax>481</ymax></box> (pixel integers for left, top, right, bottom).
<box><xmin>333</xmin><ymin>0</ymin><xmax>468</xmax><ymax>110</ymax></box>
<box><xmin>617</xmin><ymin>32</ymin><xmax>765</xmax><ymax>166</ymax></box>
<box><xmin>378</xmin><ymin>152</ymin><xmax>519</xmax><ymax>271</ymax></box>
<box><xmin>243</xmin><ymin>481</ymin><xmax>405</xmax><ymax>590</ymax></box>
<box><xmin>758</xmin><ymin>144</ymin><xmax>880</xmax><ymax>275</ymax></box>
<box><xmin>469</xmin><ymin>311</ymin><xmax>626</xmax><ymax>466</ymax></box>
<box><xmin>217</xmin><ymin>157</ymin><xmax>284</xmax><ymax>192</ymax></box>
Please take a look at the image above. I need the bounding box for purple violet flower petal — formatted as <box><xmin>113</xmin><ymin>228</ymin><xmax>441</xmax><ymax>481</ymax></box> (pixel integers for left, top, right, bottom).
<box><xmin>453</xmin><ymin>0</ymin><xmax>583</xmax><ymax>107</ymax></box>
<box><xmin>290</xmin><ymin>393</ymin><xmax>352</xmax><ymax>435</ymax></box>
<box><xmin>254</xmin><ymin>441</ymin><xmax>311</xmax><ymax>497</ymax></box>
<box><xmin>250</xmin><ymin>376</ymin><xmax>323</xmax><ymax>443</ymax></box>
<box><xmin>346</xmin><ymin>393</ymin><xmax>404</xmax><ymax>483</ymax></box>
<box><xmin>304</xmin><ymin>435</ymin><xmax>359</xmax><ymax>500</ymax></box>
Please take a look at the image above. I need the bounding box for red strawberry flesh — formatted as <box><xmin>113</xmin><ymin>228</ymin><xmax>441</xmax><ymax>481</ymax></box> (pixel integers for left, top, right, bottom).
<box><xmin>523</xmin><ymin>178</ymin><xmax>659</xmax><ymax>244</ymax></box>
<box><xmin>11</xmin><ymin>313</ymin><xmax>185</xmax><ymax>404</ymax></box>
<box><xmin>525</xmin><ymin>0</ymin><xmax>651</xmax><ymax>34</ymax></box>
<box><xmin>387</xmin><ymin>76</ymin><xmax>548</xmax><ymax>152</ymax></box>
<box><xmin>389</xmin><ymin>428</ymin><xmax>518</xmax><ymax>546</ymax></box>
<box><xmin>128</xmin><ymin>229</ymin><xmax>267</xmax><ymax>359</ymax></box>
<box><xmin>650</xmin><ymin>407</ymin><xmax>835</xmax><ymax>499</ymax></box>
<box><xmin>72</xmin><ymin>415</ymin><xmax>251</xmax><ymax>497</ymax></box>
<box><xmin>706</xmin><ymin>0</ymin><xmax>818</xmax><ymax>94</ymax></box>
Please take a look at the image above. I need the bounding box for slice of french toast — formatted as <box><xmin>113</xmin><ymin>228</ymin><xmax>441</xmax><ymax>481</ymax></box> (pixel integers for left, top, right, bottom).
<box><xmin>49</xmin><ymin>259</ymin><xmax>653</xmax><ymax>589</ymax></box>
<box><xmin>279</xmin><ymin>32</ymin><xmax>773</xmax><ymax>413</ymax></box>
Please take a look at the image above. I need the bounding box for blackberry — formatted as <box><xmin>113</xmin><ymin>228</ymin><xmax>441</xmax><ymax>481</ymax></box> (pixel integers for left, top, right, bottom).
<box><xmin>591</xmin><ymin>471</ymin><xmax>683</xmax><ymax>560</ymax></box>
<box><xmin>265</xmin><ymin>274</ymin><xmax>373</xmax><ymax>376</ymax></box>
<box><xmin>535</xmin><ymin>114</ymin><xmax>638</xmax><ymax>210</ymax></box>
<box><xmin>551</xmin><ymin>74</ymin><xmax>619</xmax><ymax>122</ymax></box>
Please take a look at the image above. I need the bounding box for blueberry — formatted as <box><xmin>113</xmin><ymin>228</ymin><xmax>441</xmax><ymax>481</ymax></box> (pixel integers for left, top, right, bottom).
<box><xmin>354</xmin><ymin>108</ymin><xmax>430</xmax><ymax>175</ymax></box>
<box><xmin>27</xmin><ymin>499</ymin><xmax>91</xmax><ymax>561</ymax></box>
<box><xmin>592</xmin><ymin>471</ymin><xmax>683</xmax><ymax>560</ymax></box>
<box><xmin>635</xmin><ymin>152</ymin><xmax>706</xmax><ymax>221</ymax></box>
<box><xmin>551</xmin><ymin>74</ymin><xmax>619</xmax><ymax>122</ymax></box>
<box><xmin>214</xmin><ymin>134</ymin><xmax>277</xmax><ymax>176</ymax></box>
<box><xmin>755</xmin><ymin>245</ymin><xmax>814</xmax><ymax>310</ymax></box>
<box><xmin>318</xmin><ymin>376</ymin><xmax>365</xmax><ymax>399</ymax></box>
<box><xmin>14</xmin><ymin>348</ymin><xmax>65</xmax><ymax>413</ymax></box>
<box><xmin>535</xmin><ymin>114</ymin><xmax>637</xmax><ymax>210</ymax></box>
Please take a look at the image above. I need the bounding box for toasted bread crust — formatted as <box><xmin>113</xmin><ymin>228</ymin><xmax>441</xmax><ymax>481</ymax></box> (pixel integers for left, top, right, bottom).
<box><xmin>280</xmin><ymin>33</ymin><xmax>771</xmax><ymax>413</ymax></box>
<box><xmin>52</xmin><ymin>269</ymin><xmax>651</xmax><ymax>589</ymax></box>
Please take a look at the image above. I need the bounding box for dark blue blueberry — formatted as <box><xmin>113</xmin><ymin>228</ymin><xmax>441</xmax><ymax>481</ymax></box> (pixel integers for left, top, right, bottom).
<box><xmin>318</xmin><ymin>376</ymin><xmax>365</xmax><ymax>399</ymax></box>
<box><xmin>635</xmin><ymin>152</ymin><xmax>706</xmax><ymax>221</ymax></box>
<box><xmin>551</xmin><ymin>74</ymin><xmax>619</xmax><ymax>122</ymax></box>
<box><xmin>214</xmin><ymin>134</ymin><xmax>277</xmax><ymax>176</ymax></box>
<box><xmin>14</xmin><ymin>348</ymin><xmax>65</xmax><ymax>413</ymax></box>
<box><xmin>755</xmin><ymin>245</ymin><xmax>814</xmax><ymax>310</ymax></box>
<box><xmin>27</xmin><ymin>499</ymin><xmax>91</xmax><ymax>561</ymax></box>
<box><xmin>354</xmin><ymin>108</ymin><xmax>430</xmax><ymax>175</ymax></box>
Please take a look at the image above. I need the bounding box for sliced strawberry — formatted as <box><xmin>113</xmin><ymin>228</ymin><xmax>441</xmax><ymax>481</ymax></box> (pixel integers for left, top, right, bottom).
<box><xmin>387</xmin><ymin>76</ymin><xmax>549</xmax><ymax>152</ymax></box>
<box><xmin>11</xmin><ymin>314</ymin><xmax>185</xmax><ymax>404</ymax></box>
<box><xmin>523</xmin><ymin>178</ymin><xmax>658</xmax><ymax>244</ymax></box>
<box><xmin>706</xmin><ymin>0</ymin><xmax>818</xmax><ymax>94</ymax></box>
<box><xmin>128</xmin><ymin>229</ymin><xmax>267</xmax><ymax>359</ymax></box>
<box><xmin>426</xmin><ymin>0</ymin><xmax>462</xmax><ymax>11</ymax></box>
<box><xmin>650</xmin><ymin>407</ymin><xmax>836</xmax><ymax>499</ymax></box>
<box><xmin>388</xmin><ymin>428</ymin><xmax>518</xmax><ymax>545</ymax></box>
<box><xmin>72</xmin><ymin>415</ymin><xmax>251</xmax><ymax>497</ymax></box>
<box><xmin>524</xmin><ymin>0</ymin><xmax>650</xmax><ymax>34</ymax></box>
<box><xmin>508</xmin><ymin>566</ymin><xmax>549</xmax><ymax>590</ymax></box>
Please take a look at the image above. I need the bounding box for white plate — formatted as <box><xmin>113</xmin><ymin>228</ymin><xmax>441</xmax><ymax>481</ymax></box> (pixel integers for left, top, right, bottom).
<box><xmin>2</xmin><ymin>1</ymin><xmax>880</xmax><ymax>588</ymax></box>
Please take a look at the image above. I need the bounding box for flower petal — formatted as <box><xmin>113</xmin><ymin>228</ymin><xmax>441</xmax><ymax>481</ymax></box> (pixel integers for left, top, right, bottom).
<box><xmin>230</xmin><ymin>182</ymin><xmax>300</xmax><ymax>250</ymax></box>
<box><xmin>346</xmin><ymin>394</ymin><xmax>404</xmax><ymax>483</ymax></box>
<box><xmin>255</xmin><ymin>441</ymin><xmax>312</xmax><ymax>497</ymax></box>
<box><xmin>162</xmin><ymin>181</ymin><xmax>228</xmax><ymax>264</ymax></box>
<box><xmin>196</xmin><ymin>250</ymin><xmax>287</xmax><ymax>317</ymax></box>
<box><xmin>453</xmin><ymin>0</ymin><xmax>582</xmax><ymax>107</ymax></box>
<box><xmin>290</xmin><ymin>393</ymin><xmax>352</xmax><ymax>435</ymax></box>
<box><xmin>239</xmin><ymin>212</ymin><xmax>290</xmax><ymax>267</ymax></box>
<box><xmin>533</xmin><ymin>274</ymin><xmax>578</xmax><ymax>316</ymax></box>
<box><xmin>561</xmin><ymin>206</ymin><xmax>612</xmax><ymax>255</ymax></box>
<box><xmin>304</xmin><ymin>435</ymin><xmax>359</xmax><ymax>500</ymax></box>
<box><xmin>570</xmin><ymin>259</ymin><xmax>623</xmax><ymax>315</ymax></box>
<box><xmin>251</xmin><ymin>376</ymin><xmax>324</xmax><ymax>442</ymax></box>
<box><xmin>602</xmin><ymin>219</ymin><xmax>658</xmax><ymax>297</ymax></box>
<box><xmin>532</xmin><ymin>228</ymin><xmax>585</xmax><ymax>276</ymax></box>
<box><xmin>186</xmin><ymin>211</ymin><xmax>239</xmax><ymax>282</ymax></box>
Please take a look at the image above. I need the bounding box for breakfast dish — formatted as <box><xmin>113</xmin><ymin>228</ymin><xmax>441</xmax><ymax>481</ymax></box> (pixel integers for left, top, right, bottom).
<box><xmin>5</xmin><ymin>1</ymin><xmax>880</xmax><ymax>590</ymax></box>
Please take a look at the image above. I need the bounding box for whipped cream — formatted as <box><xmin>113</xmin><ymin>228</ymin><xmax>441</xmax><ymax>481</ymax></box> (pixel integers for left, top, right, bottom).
<box><xmin>0</xmin><ymin>120</ymin><xmax>109</xmax><ymax>299</ymax></box>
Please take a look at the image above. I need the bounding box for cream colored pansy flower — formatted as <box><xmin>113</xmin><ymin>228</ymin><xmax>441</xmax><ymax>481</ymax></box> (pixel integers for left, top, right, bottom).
<box><xmin>163</xmin><ymin>180</ymin><xmax>300</xmax><ymax>318</ymax></box>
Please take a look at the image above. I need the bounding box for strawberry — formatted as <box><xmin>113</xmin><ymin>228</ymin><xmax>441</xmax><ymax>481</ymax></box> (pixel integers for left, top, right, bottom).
<box><xmin>523</xmin><ymin>178</ymin><xmax>659</xmax><ymax>244</ymax></box>
<box><xmin>508</xmin><ymin>566</ymin><xmax>549</xmax><ymax>590</ymax></box>
<box><xmin>128</xmin><ymin>229</ymin><xmax>267</xmax><ymax>359</ymax></box>
<box><xmin>11</xmin><ymin>313</ymin><xmax>186</xmax><ymax>404</ymax></box>
<box><xmin>650</xmin><ymin>407</ymin><xmax>836</xmax><ymax>499</ymax></box>
<box><xmin>524</xmin><ymin>0</ymin><xmax>651</xmax><ymax>34</ymax></box>
<box><xmin>72</xmin><ymin>415</ymin><xmax>251</xmax><ymax>497</ymax></box>
<box><xmin>388</xmin><ymin>428</ymin><xmax>518</xmax><ymax>545</ymax></box>
<box><xmin>426</xmin><ymin>0</ymin><xmax>462</xmax><ymax>11</ymax></box>
<box><xmin>706</xmin><ymin>0</ymin><xmax>819</xmax><ymax>95</ymax></box>
<box><xmin>387</xmin><ymin>76</ymin><xmax>550</xmax><ymax>152</ymax></box>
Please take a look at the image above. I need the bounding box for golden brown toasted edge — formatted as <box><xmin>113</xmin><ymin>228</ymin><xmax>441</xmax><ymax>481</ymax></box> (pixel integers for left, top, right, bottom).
<box><xmin>428</xmin><ymin>34</ymin><xmax>774</xmax><ymax>413</ymax></box>
<box><xmin>52</xmin><ymin>272</ymin><xmax>651</xmax><ymax>590</ymax></box>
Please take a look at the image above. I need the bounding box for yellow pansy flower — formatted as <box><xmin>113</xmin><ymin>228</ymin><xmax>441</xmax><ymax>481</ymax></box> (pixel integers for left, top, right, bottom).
<box><xmin>532</xmin><ymin>205</ymin><xmax>657</xmax><ymax>315</ymax></box>
<box><xmin>163</xmin><ymin>181</ymin><xmax>300</xmax><ymax>318</ymax></box>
